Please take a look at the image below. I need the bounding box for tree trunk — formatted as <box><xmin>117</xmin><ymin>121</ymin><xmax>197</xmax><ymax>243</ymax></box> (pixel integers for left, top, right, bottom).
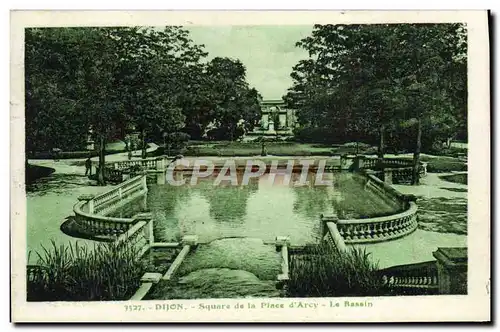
<box><xmin>378</xmin><ymin>123</ymin><xmax>385</xmax><ymax>159</ymax></box>
<box><xmin>229</xmin><ymin>124</ymin><xmax>234</xmax><ymax>142</ymax></box>
<box><xmin>97</xmin><ymin>135</ymin><xmax>106</xmax><ymax>186</ymax></box>
<box><xmin>141</xmin><ymin>129</ymin><xmax>147</xmax><ymax>159</ymax></box>
<box><xmin>412</xmin><ymin>118</ymin><xmax>422</xmax><ymax>185</ymax></box>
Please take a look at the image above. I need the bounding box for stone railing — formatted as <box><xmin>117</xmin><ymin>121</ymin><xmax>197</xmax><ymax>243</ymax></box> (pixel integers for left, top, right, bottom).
<box><xmin>354</xmin><ymin>156</ymin><xmax>427</xmax><ymax>184</ymax></box>
<box><xmin>321</xmin><ymin>214</ymin><xmax>349</xmax><ymax>253</ymax></box>
<box><xmin>114</xmin><ymin>213</ymin><xmax>154</xmax><ymax>260</ymax></box>
<box><xmin>325</xmin><ymin>171</ymin><xmax>418</xmax><ymax>244</ymax></box>
<box><xmin>376</xmin><ymin>260</ymin><xmax>439</xmax><ymax>295</ymax></box>
<box><xmin>106</xmin><ymin>156</ymin><xmax>167</xmax><ymax>172</ymax></box>
<box><xmin>336</xmin><ymin>201</ymin><xmax>418</xmax><ymax>244</ymax></box>
<box><xmin>73</xmin><ymin>175</ymin><xmax>148</xmax><ymax>236</ymax></box>
<box><xmin>376</xmin><ymin>247</ymin><xmax>467</xmax><ymax>295</ymax></box>
<box><xmin>129</xmin><ymin>235</ymin><xmax>199</xmax><ymax>301</ymax></box>
<box><xmin>362</xmin><ymin>172</ymin><xmax>415</xmax><ymax>209</ymax></box>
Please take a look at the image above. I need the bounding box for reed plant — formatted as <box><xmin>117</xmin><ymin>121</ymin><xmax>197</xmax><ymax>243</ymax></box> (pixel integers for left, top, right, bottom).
<box><xmin>27</xmin><ymin>240</ymin><xmax>146</xmax><ymax>301</ymax></box>
<box><xmin>287</xmin><ymin>243</ymin><xmax>383</xmax><ymax>297</ymax></box>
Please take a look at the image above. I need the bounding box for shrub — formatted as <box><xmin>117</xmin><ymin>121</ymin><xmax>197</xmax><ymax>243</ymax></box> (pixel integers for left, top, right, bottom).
<box><xmin>27</xmin><ymin>240</ymin><xmax>146</xmax><ymax>301</ymax></box>
<box><xmin>439</xmin><ymin>173</ymin><xmax>467</xmax><ymax>185</ymax></box>
<box><xmin>425</xmin><ymin>158</ymin><xmax>468</xmax><ymax>173</ymax></box>
<box><xmin>287</xmin><ymin>244</ymin><xmax>383</xmax><ymax>297</ymax></box>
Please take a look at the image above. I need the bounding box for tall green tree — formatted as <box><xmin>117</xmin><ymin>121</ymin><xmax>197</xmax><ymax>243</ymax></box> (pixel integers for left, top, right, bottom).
<box><xmin>285</xmin><ymin>23</ymin><xmax>467</xmax><ymax>184</ymax></box>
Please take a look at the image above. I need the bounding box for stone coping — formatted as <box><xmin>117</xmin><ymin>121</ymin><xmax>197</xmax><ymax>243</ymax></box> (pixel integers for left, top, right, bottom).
<box><xmin>338</xmin><ymin>201</ymin><xmax>417</xmax><ymax>225</ymax></box>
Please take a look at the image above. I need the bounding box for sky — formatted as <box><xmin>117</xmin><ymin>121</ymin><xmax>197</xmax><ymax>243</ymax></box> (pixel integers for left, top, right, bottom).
<box><xmin>185</xmin><ymin>26</ymin><xmax>314</xmax><ymax>100</ymax></box>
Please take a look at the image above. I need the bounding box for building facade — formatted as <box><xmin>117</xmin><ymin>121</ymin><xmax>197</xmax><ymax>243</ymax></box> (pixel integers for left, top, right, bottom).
<box><xmin>257</xmin><ymin>99</ymin><xmax>297</xmax><ymax>135</ymax></box>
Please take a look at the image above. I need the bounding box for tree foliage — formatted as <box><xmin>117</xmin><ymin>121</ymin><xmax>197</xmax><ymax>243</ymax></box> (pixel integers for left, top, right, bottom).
<box><xmin>25</xmin><ymin>26</ymin><xmax>262</xmax><ymax>184</ymax></box>
<box><xmin>285</xmin><ymin>23</ymin><xmax>467</xmax><ymax>183</ymax></box>
<box><xmin>285</xmin><ymin>23</ymin><xmax>467</xmax><ymax>150</ymax></box>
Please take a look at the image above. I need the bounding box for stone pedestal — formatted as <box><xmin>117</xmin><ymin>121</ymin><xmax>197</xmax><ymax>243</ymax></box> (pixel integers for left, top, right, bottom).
<box><xmin>268</xmin><ymin>120</ymin><xmax>275</xmax><ymax>133</ymax></box>
<box><xmin>433</xmin><ymin>247</ymin><xmax>468</xmax><ymax>295</ymax></box>
<box><xmin>384</xmin><ymin>169</ymin><xmax>393</xmax><ymax>185</ymax></box>
<box><xmin>340</xmin><ymin>155</ymin><xmax>354</xmax><ymax>171</ymax></box>
<box><xmin>320</xmin><ymin>213</ymin><xmax>339</xmax><ymax>239</ymax></box>
<box><xmin>354</xmin><ymin>156</ymin><xmax>366</xmax><ymax>170</ymax></box>
<box><xmin>275</xmin><ymin>236</ymin><xmax>290</xmax><ymax>248</ymax></box>
<box><xmin>182</xmin><ymin>235</ymin><xmax>199</xmax><ymax>246</ymax></box>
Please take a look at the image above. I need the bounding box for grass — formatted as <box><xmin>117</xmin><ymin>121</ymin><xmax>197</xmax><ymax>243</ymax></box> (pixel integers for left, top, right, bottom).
<box><xmin>419</xmin><ymin>156</ymin><xmax>467</xmax><ymax>173</ymax></box>
<box><xmin>183</xmin><ymin>141</ymin><xmax>377</xmax><ymax>157</ymax></box>
<box><xmin>287</xmin><ymin>244</ymin><xmax>383</xmax><ymax>297</ymax></box>
<box><xmin>417</xmin><ymin>197</ymin><xmax>468</xmax><ymax>235</ymax></box>
<box><xmin>27</xmin><ymin>240</ymin><xmax>146</xmax><ymax>301</ymax></box>
<box><xmin>439</xmin><ymin>173</ymin><xmax>468</xmax><ymax>185</ymax></box>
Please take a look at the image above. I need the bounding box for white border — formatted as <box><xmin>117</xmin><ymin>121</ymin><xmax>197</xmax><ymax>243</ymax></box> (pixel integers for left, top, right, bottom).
<box><xmin>10</xmin><ymin>10</ymin><xmax>491</xmax><ymax>323</ymax></box>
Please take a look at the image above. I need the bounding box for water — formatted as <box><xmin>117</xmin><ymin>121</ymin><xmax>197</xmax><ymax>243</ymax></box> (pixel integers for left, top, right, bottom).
<box><xmin>120</xmin><ymin>171</ymin><xmax>404</xmax><ymax>299</ymax></box>
<box><xmin>144</xmin><ymin>171</ymin><xmax>401</xmax><ymax>245</ymax></box>
<box><xmin>146</xmin><ymin>238</ymin><xmax>283</xmax><ymax>300</ymax></box>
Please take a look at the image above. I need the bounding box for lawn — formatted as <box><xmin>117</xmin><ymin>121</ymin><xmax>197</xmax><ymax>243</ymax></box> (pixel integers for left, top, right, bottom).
<box><xmin>183</xmin><ymin>141</ymin><xmax>377</xmax><ymax>157</ymax></box>
<box><xmin>439</xmin><ymin>173</ymin><xmax>468</xmax><ymax>185</ymax></box>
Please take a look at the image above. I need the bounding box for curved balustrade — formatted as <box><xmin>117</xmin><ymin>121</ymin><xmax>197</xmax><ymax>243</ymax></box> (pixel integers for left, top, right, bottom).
<box><xmin>337</xmin><ymin>202</ymin><xmax>417</xmax><ymax>244</ymax></box>
<box><xmin>73</xmin><ymin>175</ymin><xmax>148</xmax><ymax>237</ymax></box>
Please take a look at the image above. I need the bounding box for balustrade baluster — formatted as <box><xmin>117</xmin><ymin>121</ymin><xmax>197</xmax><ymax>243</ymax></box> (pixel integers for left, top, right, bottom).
<box><xmin>375</xmin><ymin>223</ymin><xmax>383</xmax><ymax>239</ymax></box>
<box><xmin>368</xmin><ymin>224</ymin><xmax>375</xmax><ymax>239</ymax></box>
<box><xmin>381</xmin><ymin>222</ymin><xmax>389</xmax><ymax>236</ymax></box>
<box><xmin>352</xmin><ymin>225</ymin><xmax>359</xmax><ymax>240</ymax></box>
<box><xmin>343</xmin><ymin>226</ymin><xmax>352</xmax><ymax>241</ymax></box>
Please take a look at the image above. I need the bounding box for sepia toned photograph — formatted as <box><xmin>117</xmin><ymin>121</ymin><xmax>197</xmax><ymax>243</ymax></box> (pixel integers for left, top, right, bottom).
<box><xmin>11</xmin><ymin>10</ymin><xmax>490</xmax><ymax>323</ymax></box>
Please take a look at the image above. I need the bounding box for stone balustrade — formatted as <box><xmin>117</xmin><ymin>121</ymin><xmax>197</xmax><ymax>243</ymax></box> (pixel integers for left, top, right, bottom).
<box><xmin>323</xmin><ymin>221</ymin><xmax>348</xmax><ymax>253</ymax></box>
<box><xmin>353</xmin><ymin>156</ymin><xmax>428</xmax><ymax>184</ymax></box>
<box><xmin>377</xmin><ymin>260</ymin><xmax>439</xmax><ymax>295</ymax></box>
<box><xmin>108</xmin><ymin>156</ymin><xmax>165</xmax><ymax>171</ymax></box>
<box><xmin>114</xmin><ymin>213</ymin><xmax>153</xmax><ymax>259</ymax></box>
<box><xmin>73</xmin><ymin>175</ymin><xmax>148</xmax><ymax>237</ymax></box>
<box><xmin>337</xmin><ymin>202</ymin><xmax>417</xmax><ymax>244</ymax></box>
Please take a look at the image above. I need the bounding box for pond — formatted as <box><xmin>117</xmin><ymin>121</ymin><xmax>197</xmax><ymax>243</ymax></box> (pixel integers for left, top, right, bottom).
<box><xmin>117</xmin><ymin>171</ymin><xmax>403</xmax><ymax>246</ymax></box>
<box><xmin>115</xmin><ymin>170</ymin><xmax>422</xmax><ymax>300</ymax></box>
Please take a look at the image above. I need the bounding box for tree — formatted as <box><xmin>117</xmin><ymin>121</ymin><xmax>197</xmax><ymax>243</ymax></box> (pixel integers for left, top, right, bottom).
<box><xmin>285</xmin><ymin>23</ymin><xmax>467</xmax><ymax>184</ymax></box>
<box><xmin>205</xmin><ymin>57</ymin><xmax>261</xmax><ymax>140</ymax></box>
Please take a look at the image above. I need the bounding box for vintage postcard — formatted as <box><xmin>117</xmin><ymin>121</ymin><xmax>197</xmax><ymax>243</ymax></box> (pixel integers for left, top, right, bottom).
<box><xmin>11</xmin><ymin>10</ymin><xmax>490</xmax><ymax>322</ymax></box>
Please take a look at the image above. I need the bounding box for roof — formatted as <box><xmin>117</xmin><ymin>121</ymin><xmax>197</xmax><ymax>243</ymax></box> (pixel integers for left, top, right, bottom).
<box><xmin>260</xmin><ymin>99</ymin><xmax>286</xmax><ymax>106</ymax></box>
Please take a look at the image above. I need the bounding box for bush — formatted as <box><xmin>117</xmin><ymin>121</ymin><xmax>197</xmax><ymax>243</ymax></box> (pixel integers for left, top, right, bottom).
<box><xmin>27</xmin><ymin>240</ymin><xmax>146</xmax><ymax>301</ymax></box>
<box><xmin>287</xmin><ymin>244</ymin><xmax>383</xmax><ymax>297</ymax></box>
<box><xmin>424</xmin><ymin>158</ymin><xmax>468</xmax><ymax>173</ymax></box>
<box><xmin>164</xmin><ymin>132</ymin><xmax>190</xmax><ymax>156</ymax></box>
<box><xmin>439</xmin><ymin>173</ymin><xmax>467</xmax><ymax>185</ymax></box>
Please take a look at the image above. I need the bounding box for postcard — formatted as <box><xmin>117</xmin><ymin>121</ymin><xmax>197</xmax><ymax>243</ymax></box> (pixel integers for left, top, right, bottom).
<box><xmin>11</xmin><ymin>10</ymin><xmax>490</xmax><ymax>323</ymax></box>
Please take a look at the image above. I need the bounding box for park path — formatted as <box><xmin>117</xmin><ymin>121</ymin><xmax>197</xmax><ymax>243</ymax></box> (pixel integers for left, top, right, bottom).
<box><xmin>26</xmin><ymin>143</ymin><xmax>159</xmax><ymax>263</ymax></box>
<box><xmin>357</xmin><ymin>171</ymin><xmax>468</xmax><ymax>269</ymax></box>
<box><xmin>26</xmin><ymin>159</ymin><xmax>113</xmax><ymax>263</ymax></box>
<box><xmin>90</xmin><ymin>142</ymin><xmax>159</xmax><ymax>162</ymax></box>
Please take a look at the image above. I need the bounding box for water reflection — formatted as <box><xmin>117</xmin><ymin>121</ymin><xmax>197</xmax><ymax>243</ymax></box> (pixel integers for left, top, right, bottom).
<box><xmin>194</xmin><ymin>172</ymin><xmax>258</xmax><ymax>223</ymax></box>
<box><xmin>143</xmin><ymin>171</ymin><xmax>402</xmax><ymax>244</ymax></box>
